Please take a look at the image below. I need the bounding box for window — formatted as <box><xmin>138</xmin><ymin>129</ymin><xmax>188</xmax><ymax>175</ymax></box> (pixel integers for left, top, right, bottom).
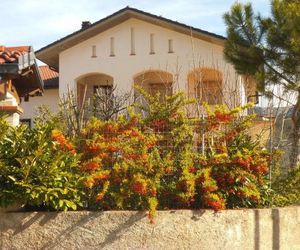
<box><xmin>149</xmin><ymin>82</ymin><xmax>172</xmax><ymax>102</ymax></box>
<box><xmin>194</xmin><ymin>80</ymin><xmax>222</xmax><ymax>105</ymax></box>
<box><xmin>93</xmin><ymin>85</ymin><xmax>114</xmax><ymax>119</ymax></box>
<box><xmin>20</xmin><ymin>119</ymin><xmax>31</xmax><ymax>127</ymax></box>
<box><xmin>188</xmin><ymin>69</ymin><xmax>223</xmax><ymax>105</ymax></box>
<box><xmin>150</xmin><ymin>34</ymin><xmax>155</xmax><ymax>54</ymax></box>
<box><xmin>93</xmin><ymin>85</ymin><xmax>114</xmax><ymax>108</ymax></box>
<box><xmin>91</xmin><ymin>45</ymin><xmax>97</xmax><ymax>58</ymax></box>
<box><xmin>168</xmin><ymin>39</ymin><xmax>174</xmax><ymax>53</ymax></box>
<box><xmin>134</xmin><ymin>70</ymin><xmax>173</xmax><ymax>103</ymax></box>
<box><xmin>110</xmin><ymin>37</ymin><xmax>115</xmax><ymax>56</ymax></box>
<box><xmin>130</xmin><ymin>27</ymin><xmax>135</xmax><ymax>55</ymax></box>
<box><xmin>93</xmin><ymin>85</ymin><xmax>113</xmax><ymax>96</ymax></box>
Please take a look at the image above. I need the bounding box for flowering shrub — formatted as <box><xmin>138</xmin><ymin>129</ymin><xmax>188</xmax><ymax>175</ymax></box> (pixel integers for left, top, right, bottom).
<box><xmin>134</xmin><ymin>87</ymin><xmax>199</xmax><ymax>209</ymax></box>
<box><xmin>193</xmin><ymin>104</ymin><xmax>274</xmax><ymax>209</ymax></box>
<box><xmin>79</xmin><ymin>115</ymin><xmax>161</xmax><ymax>221</ymax></box>
<box><xmin>0</xmin><ymin>90</ymin><xmax>284</xmax><ymax>219</ymax></box>
<box><xmin>77</xmin><ymin>90</ymin><xmax>276</xmax><ymax>219</ymax></box>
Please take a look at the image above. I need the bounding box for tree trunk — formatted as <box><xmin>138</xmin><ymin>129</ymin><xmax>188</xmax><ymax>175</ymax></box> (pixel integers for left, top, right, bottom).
<box><xmin>291</xmin><ymin>93</ymin><xmax>300</xmax><ymax>168</ymax></box>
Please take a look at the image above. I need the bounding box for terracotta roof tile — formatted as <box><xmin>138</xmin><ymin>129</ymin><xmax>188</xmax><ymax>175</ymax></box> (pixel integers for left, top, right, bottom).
<box><xmin>39</xmin><ymin>65</ymin><xmax>59</xmax><ymax>89</ymax></box>
<box><xmin>0</xmin><ymin>46</ymin><xmax>31</xmax><ymax>64</ymax></box>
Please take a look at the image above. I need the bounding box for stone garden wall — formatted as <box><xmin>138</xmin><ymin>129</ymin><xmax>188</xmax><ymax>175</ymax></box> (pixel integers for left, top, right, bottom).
<box><xmin>1</xmin><ymin>207</ymin><xmax>299</xmax><ymax>250</ymax></box>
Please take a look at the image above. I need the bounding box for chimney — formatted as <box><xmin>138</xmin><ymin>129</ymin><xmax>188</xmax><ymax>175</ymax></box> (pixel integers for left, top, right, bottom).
<box><xmin>81</xmin><ymin>21</ymin><xmax>91</xmax><ymax>29</ymax></box>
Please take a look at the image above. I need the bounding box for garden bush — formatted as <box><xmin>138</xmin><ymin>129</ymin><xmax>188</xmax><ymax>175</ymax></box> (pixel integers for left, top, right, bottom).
<box><xmin>78</xmin><ymin>90</ymin><xmax>277</xmax><ymax>221</ymax></box>
<box><xmin>1</xmin><ymin>88</ymin><xmax>294</xmax><ymax>221</ymax></box>
<box><xmin>271</xmin><ymin>165</ymin><xmax>300</xmax><ymax>206</ymax></box>
<box><xmin>0</xmin><ymin>117</ymin><xmax>84</xmax><ymax>211</ymax></box>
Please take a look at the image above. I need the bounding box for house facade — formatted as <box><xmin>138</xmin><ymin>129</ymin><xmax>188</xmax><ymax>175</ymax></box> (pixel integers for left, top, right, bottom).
<box><xmin>22</xmin><ymin>7</ymin><xmax>256</xmax><ymax>123</ymax></box>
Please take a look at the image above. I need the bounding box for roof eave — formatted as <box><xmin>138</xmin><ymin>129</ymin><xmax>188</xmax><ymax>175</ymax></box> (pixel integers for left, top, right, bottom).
<box><xmin>36</xmin><ymin>7</ymin><xmax>227</xmax><ymax>70</ymax></box>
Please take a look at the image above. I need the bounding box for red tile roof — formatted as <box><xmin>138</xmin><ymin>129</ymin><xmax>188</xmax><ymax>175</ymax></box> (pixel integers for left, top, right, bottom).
<box><xmin>39</xmin><ymin>65</ymin><xmax>59</xmax><ymax>89</ymax></box>
<box><xmin>39</xmin><ymin>65</ymin><xmax>58</xmax><ymax>80</ymax></box>
<box><xmin>0</xmin><ymin>46</ymin><xmax>31</xmax><ymax>64</ymax></box>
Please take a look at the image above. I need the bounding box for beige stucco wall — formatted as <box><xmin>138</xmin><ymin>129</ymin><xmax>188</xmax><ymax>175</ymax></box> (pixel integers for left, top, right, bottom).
<box><xmin>0</xmin><ymin>207</ymin><xmax>299</xmax><ymax>250</ymax></box>
<box><xmin>59</xmin><ymin>18</ymin><xmax>245</xmax><ymax>109</ymax></box>
<box><xmin>21</xmin><ymin>18</ymin><xmax>249</xmax><ymax>120</ymax></box>
<box><xmin>0</xmin><ymin>92</ymin><xmax>21</xmax><ymax>126</ymax></box>
<box><xmin>20</xmin><ymin>89</ymin><xmax>59</xmax><ymax>122</ymax></box>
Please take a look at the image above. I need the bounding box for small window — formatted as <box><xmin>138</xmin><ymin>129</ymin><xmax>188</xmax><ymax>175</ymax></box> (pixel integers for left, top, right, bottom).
<box><xmin>110</xmin><ymin>37</ymin><xmax>115</xmax><ymax>56</ymax></box>
<box><xmin>168</xmin><ymin>39</ymin><xmax>174</xmax><ymax>53</ymax></box>
<box><xmin>130</xmin><ymin>27</ymin><xmax>135</xmax><ymax>55</ymax></box>
<box><xmin>20</xmin><ymin>119</ymin><xmax>31</xmax><ymax>127</ymax></box>
<box><xmin>150</xmin><ymin>33</ymin><xmax>155</xmax><ymax>54</ymax></box>
<box><xmin>91</xmin><ymin>45</ymin><xmax>97</xmax><ymax>58</ymax></box>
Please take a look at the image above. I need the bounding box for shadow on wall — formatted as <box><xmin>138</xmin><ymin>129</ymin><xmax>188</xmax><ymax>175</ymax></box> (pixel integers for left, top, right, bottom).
<box><xmin>40</xmin><ymin>211</ymin><xmax>146</xmax><ymax>249</ymax></box>
<box><xmin>254</xmin><ymin>209</ymin><xmax>280</xmax><ymax>250</ymax></box>
<box><xmin>0</xmin><ymin>212</ymin><xmax>59</xmax><ymax>236</ymax></box>
<box><xmin>96</xmin><ymin>212</ymin><xmax>146</xmax><ymax>249</ymax></box>
<box><xmin>272</xmin><ymin>208</ymin><xmax>280</xmax><ymax>250</ymax></box>
<box><xmin>40</xmin><ymin>212</ymin><xmax>105</xmax><ymax>249</ymax></box>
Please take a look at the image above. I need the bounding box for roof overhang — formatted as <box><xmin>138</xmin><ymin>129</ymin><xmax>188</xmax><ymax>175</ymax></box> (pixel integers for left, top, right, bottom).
<box><xmin>0</xmin><ymin>51</ymin><xmax>44</xmax><ymax>97</ymax></box>
<box><xmin>12</xmin><ymin>62</ymin><xmax>44</xmax><ymax>97</ymax></box>
<box><xmin>36</xmin><ymin>7</ymin><xmax>227</xmax><ymax>70</ymax></box>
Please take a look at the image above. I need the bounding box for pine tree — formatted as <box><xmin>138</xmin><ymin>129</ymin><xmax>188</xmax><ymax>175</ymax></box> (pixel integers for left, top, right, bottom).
<box><xmin>223</xmin><ymin>0</ymin><xmax>300</xmax><ymax>167</ymax></box>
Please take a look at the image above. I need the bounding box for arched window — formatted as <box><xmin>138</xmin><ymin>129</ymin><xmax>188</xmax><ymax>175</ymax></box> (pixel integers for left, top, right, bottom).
<box><xmin>133</xmin><ymin>70</ymin><xmax>173</xmax><ymax>102</ymax></box>
<box><xmin>76</xmin><ymin>73</ymin><xmax>114</xmax><ymax>107</ymax></box>
<box><xmin>188</xmin><ymin>68</ymin><xmax>223</xmax><ymax>105</ymax></box>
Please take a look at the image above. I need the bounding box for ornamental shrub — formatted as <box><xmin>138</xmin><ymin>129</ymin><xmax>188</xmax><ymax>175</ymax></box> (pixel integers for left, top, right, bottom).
<box><xmin>0</xmin><ymin>117</ymin><xmax>84</xmax><ymax>211</ymax></box>
<box><xmin>78</xmin><ymin>89</ymin><xmax>278</xmax><ymax>219</ymax></box>
<box><xmin>193</xmin><ymin>104</ymin><xmax>276</xmax><ymax>209</ymax></box>
<box><xmin>271</xmin><ymin>165</ymin><xmax>300</xmax><ymax>206</ymax></box>
<box><xmin>0</xmin><ymin>89</ymin><xmax>286</xmax><ymax>220</ymax></box>
<box><xmin>134</xmin><ymin>87</ymin><xmax>198</xmax><ymax>209</ymax></box>
<box><xmin>79</xmin><ymin>114</ymin><xmax>162</xmax><ymax>221</ymax></box>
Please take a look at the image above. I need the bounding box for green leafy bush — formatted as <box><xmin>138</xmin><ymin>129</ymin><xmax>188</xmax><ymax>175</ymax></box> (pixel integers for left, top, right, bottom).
<box><xmin>0</xmin><ymin>118</ymin><xmax>84</xmax><ymax>211</ymax></box>
<box><xmin>271</xmin><ymin>166</ymin><xmax>300</xmax><ymax>206</ymax></box>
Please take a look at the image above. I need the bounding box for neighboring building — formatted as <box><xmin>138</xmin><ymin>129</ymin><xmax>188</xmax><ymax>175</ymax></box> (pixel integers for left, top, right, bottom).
<box><xmin>28</xmin><ymin>7</ymin><xmax>256</xmax><ymax>121</ymax></box>
<box><xmin>20</xmin><ymin>65</ymin><xmax>59</xmax><ymax>125</ymax></box>
<box><xmin>0</xmin><ymin>46</ymin><xmax>43</xmax><ymax>125</ymax></box>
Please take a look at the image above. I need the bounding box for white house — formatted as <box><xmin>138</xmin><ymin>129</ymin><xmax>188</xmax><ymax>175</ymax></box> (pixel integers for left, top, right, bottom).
<box><xmin>21</xmin><ymin>7</ymin><xmax>256</xmax><ymax>123</ymax></box>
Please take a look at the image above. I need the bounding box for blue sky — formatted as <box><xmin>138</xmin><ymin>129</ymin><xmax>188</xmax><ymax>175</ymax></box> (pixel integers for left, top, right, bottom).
<box><xmin>0</xmin><ymin>0</ymin><xmax>270</xmax><ymax>50</ymax></box>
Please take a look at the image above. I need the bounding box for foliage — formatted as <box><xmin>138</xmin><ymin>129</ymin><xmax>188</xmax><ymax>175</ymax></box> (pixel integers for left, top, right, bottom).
<box><xmin>92</xmin><ymin>85</ymin><xmax>132</xmax><ymax>121</ymax></box>
<box><xmin>57</xmin><ymin>86</ymin><xmax>133</xmax><ymax>138</ymax></box>
<box><xmin>78</xmin><ymin>89</ymin><xmax>276</xmax><ymax>219</ymax></box>
<box><xmin>198</xmin><ymin>104</ymin><xmax>275</xmax><ymax>208</ymax></box>
<box><xmin>59</xmin><ymin>88</ymin><xmax>88</xmax><ymax>138</ymax></box>
<box><xmin>1</xmin><ymin>89</ymin><xmax>291</xmax><ymax>220</ymax></box>
<box><xmin>136</xmin><ymin>87</ymin><xmax>200</xmax><ymax>209</ymax></box>
<box><xmin>135</xmin><ymin>85</ymin><xmax>194</xmax><ymax>155</ymax></box>
<box><xmin>223</xmin><ymin>0</ymin><xmax>300</xmax><ymax>166</ymax></box>
<box><xmin>0</xmin><ymin>117</ymin><xmax>84</xmax><ymax>211</ymax></box>
<box><xmin>79</xmin><ymin>115</ymin><xmax>161</xmax><ymax>222</ymax></box>
<box><xmin>271</xmin><ymin>165</ymin><xmax>300</xmax><ymax>206</ymax></box>
<box><xmin>224</xmin><ymin>0</ymin><xmax>300</xmax><ymax>92</ymax></box>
